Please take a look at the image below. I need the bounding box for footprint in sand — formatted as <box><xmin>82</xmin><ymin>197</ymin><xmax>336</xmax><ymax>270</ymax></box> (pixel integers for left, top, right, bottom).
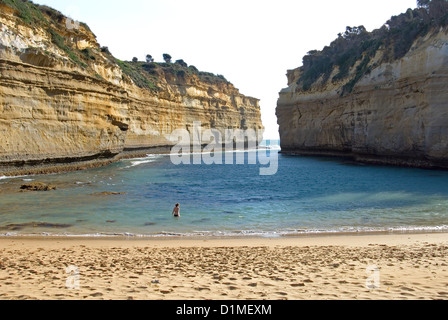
<box><xmin>290</xmin><ymin>283</ymin><xmax>305</xmax><ymax>287</ymax></box>
<box><xmin>160</xmin><ymin>290</ymin><xmax>172</xmax><ymax>294</ymax></box>
<box><xmin>303</xmin><ymin>279</ymin><xmax>313</xmax><ymax>283</ymax></box>
<box><xmin>90</xmin><ymin>292</ymin><xmax>103</xmax><ymax>297</ymax></box>
<box><xmin>400</xmin><ymin>286</ymin><xmax>415</xmax><ymax>292</ymax></box>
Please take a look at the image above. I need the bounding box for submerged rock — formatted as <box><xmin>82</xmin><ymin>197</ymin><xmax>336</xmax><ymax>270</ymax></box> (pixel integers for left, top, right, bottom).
<box><xmin>90</xmin><ymin>192</ymin><xmax>127</xmax><ymax>196</ymax></box>
<box><xmin>20</xmin><ymin>182</ymin><xmax>56</xmax><ymax>191</ymax></box>
<box><xmin>0</xmin><ymin>222</ymin><xmax>72</xmax><ymax>231</ymax></box>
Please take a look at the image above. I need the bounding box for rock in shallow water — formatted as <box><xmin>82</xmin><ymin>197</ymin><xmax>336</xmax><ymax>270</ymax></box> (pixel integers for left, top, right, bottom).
<box><xmin>90</xmin><ymin>192</ymin><xmax>127</xmax><ymax>196</ymax></box>
<box><xmin>0</xmin><ymin>222</ymin><xmax>72</xmax><ymax>231</ymax></box>
<box><xmin>20</xmin><ymin>182</ymin><xmax>56</xmax><ymax>191</ymax></box>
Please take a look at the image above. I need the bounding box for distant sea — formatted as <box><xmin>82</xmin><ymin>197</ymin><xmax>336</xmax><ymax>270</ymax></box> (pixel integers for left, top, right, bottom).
<box><xmin>1</xmin><ymin>140</ymin><xmax>448</xmax><ymax>238</ymax></box>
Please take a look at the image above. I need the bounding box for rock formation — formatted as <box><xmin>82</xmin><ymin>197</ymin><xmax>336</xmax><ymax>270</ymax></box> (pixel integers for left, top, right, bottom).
<box><xmin>20</xmin><ymin>182</ymin><xmax>56</xmax><ymax>191</ymax></box>
<box><xmin>277</xmin><ymin>4</ymin><xmax>448</xmax><ymax>169</ymax></box>
<box><xmin>0</xmin><ymin>1</ymin><xmax>263</xmax><ymax>175</ymax></box>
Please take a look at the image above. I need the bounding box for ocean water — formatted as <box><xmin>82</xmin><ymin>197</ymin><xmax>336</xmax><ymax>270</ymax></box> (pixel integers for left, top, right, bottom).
<box><xmin>1</xmin><ymin>141</ymin><xmax>448</xmax><ymax>238</ymax></box>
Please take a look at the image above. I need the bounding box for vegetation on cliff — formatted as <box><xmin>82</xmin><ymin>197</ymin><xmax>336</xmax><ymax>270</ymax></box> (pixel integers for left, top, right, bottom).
<box><xmin>1</xmin><ymin>0</ymin><xmax>235</xmax><ymax>92</ymax></box>
<box><xmin>2</xmin><ymin>0</ymin><xmax>58</xmax><ymax>26</ymax></box>
<box><xmin>297</xmin><ymin>0</ymin><xmax>448</xmax><ymax>95</ymax></box>
<box><xmin>1</xmin><ymin>0</ymin><xmax>101</xmax><ymax>70</ymax></box>
<box><xmin>115</xmin><ymin>56</ymin><xmax>229</xmax><ymax>92</ymax></box>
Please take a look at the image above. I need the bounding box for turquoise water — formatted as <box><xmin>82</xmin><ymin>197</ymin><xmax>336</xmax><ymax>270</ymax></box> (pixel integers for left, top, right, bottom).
<box><xmin>1</xmin><ymin>142</ymin><xmax>448</xmax><ymax>237</ymax></box>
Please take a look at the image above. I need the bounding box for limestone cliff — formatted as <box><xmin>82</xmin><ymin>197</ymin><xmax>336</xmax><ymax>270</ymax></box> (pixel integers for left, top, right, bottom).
<box><xmin>0</xmin><ymin>1</ymin><xmax>263</xmax><ymax>175</ymax></box>
<box><xmin>277</xmin><ymin>4</ymin><xmax>448</xmax><ymax>169</ymax></box>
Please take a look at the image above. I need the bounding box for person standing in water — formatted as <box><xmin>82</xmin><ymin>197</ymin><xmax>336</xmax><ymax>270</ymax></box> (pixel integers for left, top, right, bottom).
<box><xmin>172</xmin><ymin>203</ymin><xmax>180</xmax><ymax>218</ymax></box>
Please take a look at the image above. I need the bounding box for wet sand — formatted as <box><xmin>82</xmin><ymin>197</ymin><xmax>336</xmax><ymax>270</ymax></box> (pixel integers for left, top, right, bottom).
<box><xmin>0</xmin><ymin>233</ymin><xmax>447</xmax><ymax>300</ymax></box>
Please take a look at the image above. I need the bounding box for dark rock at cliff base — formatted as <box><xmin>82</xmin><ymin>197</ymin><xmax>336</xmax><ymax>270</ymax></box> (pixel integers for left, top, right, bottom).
<box><xmin>20</xmin><ymin>182</ymin><xmax>56</xmax><ymax>191</ymax></box>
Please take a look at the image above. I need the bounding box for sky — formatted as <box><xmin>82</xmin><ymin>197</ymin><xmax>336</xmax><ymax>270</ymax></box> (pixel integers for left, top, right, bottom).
<box><xmin>33</xmin><ymin>0</ymin><xmax>418</xmax><ymax>139</ymax></box>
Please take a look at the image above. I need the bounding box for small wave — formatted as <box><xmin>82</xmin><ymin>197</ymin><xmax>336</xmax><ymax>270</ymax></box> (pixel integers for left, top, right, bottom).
<box><xmin>121</xmin><ymin>154</ymin><xmax>163</xmax><ymax>168</ymax></box>
<box><xmin>129</xmin><ymin>159</ymin><xmax>155</xmax><ymax>167</ymax></box>
<box><xmin>0</xmin><ymin>175</ymin><xmax>28</xmax><ymax>181</ymax></box>
<box><xmin>75</xmin><ymin>181</ymin><xmax>92</xmax><ymax>185</ymax></box>
<box><xmin>2</xmin><ymin>225</ymin><xmax>447</xmax><ymax>239</ymax></box>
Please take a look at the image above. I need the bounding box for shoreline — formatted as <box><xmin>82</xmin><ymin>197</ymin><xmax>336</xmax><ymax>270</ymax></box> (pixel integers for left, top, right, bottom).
<box><xmin>1</xmin><ymin>231</ymin><xmax>448</xmax><ymax>247</ymax></box>
<box><xmin>1</xmin><ymin>230</ymin><xmax>448</xmax><ymax>247</ymax></box>
<box><xmin>1</xmin><ymin>227</ymin><xmax>448</xmax><ymax>237</ymax></box>
<box><xmin>1</xmin><ymin>228</ymin><xmax>448</xmax><ymax>242</ymax></box>
<box><xmin>1</xmin><ymin>232</ymin><xmax>447</xmax><ymax>300</ymax></box>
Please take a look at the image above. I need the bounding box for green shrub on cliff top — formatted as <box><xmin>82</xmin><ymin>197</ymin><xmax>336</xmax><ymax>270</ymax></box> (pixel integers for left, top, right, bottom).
<box><xmin>1</xmin><ymin>0</ymin><xmax>46</xmax><ymax>25</ymax></box>
<box><xmin>115</xmin><ymin>57</ymin><xmax>230</xmax><ymax>91</ymax></box>
<box><xmin>116</xmin><ymin>59</ymin><xmax>159</xmax><ymax>91</ymax></box>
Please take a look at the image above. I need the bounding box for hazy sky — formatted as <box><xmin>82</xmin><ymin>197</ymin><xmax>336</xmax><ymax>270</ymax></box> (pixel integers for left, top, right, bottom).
<box><xmin>34</xmin><ymin>0</ymin><xmax>418</xmax><ymax>139</ymax></box>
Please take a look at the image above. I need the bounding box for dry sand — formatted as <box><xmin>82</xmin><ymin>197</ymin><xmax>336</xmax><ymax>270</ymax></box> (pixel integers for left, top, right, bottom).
<box><xmin>0</xmin><ymin>233</ymin><xmax>447</xmax><ymax>300</ymax></box>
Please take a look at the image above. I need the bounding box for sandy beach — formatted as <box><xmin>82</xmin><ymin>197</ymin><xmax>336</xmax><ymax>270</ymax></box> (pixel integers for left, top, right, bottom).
<box><xmin>0</xmin><ymin>232</ymin><xmax>447</xmax><ymax>300</ymax></box>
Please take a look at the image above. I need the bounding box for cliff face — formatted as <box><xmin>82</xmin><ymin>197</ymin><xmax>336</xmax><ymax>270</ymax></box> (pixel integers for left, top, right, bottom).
<box><xmin>277</xmin><ymin>24</ymin><xmax>448</xmax><ymax>168</ymax></box>
<box><xmin>124</xmin><ymin>71</ymin><xmax>263</xmax><ymax>151</ymax></box>
<box><xmin>0</xmin><ymin>2</ymin><xmax>263</xmax><ymax>174</ymax></box>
